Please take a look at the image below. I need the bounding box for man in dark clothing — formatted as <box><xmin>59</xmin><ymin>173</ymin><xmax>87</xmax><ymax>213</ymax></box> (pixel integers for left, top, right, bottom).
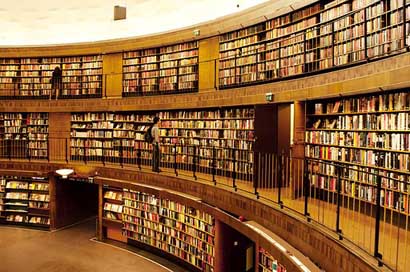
<box><xmin>51</xmin><ymin>66</ymin><xmax>62</xmax><ymax>99</ymax></box>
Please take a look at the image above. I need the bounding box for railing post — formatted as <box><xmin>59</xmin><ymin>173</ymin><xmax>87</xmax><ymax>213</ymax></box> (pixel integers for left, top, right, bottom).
<box><xmin>364</xmin><ymin>5</ymin><xmax>368</xmax><ymax>59</ymax></box>
<box><xmin>192</xmin><ymin>146</ymin><xmax>197</xmax><ymax>180</ymax></box>
<box><xmin>374</xmin><ymin>173</ymin><xmax>383</xmax><ymax>266</ymax></box>
<box><xmin>120</xmin><ymin>140</ymin><xmax>123</xmax><ymax>168</ymax></box>
<box><xmin>27</xmin><ymin>140</ymin><xmax>31</xmax><ymax>162</ymax></box>
<box><xmin>336</xmin><ymin>164</ymin><xmax>343</xmax><ymax>240</ymax></box>
<box><xmin>404</xmin><ymin>0</ymin><xmax>408</xmax><ymax>49</ymax></box>
<box><xmin>46</xmin><ymin>137</ymin><xmax>49</xmax><ymax>162</ymax></box>
<box><xmin>232</xmin><ymin>148</ymin><xmax>237</xmax><ymax>191</ymax></box>
<box><xmin>101</xmin><ymin>143</ymin><xmax>105</xmax><ymax>166</ymax></box>
<box><xmin>253</xmin><ymin>151</ymin><xmax>259</xmax><ymax>198</ymax></box>
<box><xmin>137</xmin><ymin>147</ymin><xmax>142</xmax><ymax>170</ymax></box>
<box><xmin>214</xmin><ymin>59</ymin><xmax>218</xmax><ymax>90</ymax></box>
<box><xmin>174</xmin><ymin>144</ymin><xmax>178</xmax><ymax>176</ymax></box>
<box><xmin>212</xmin><ymin>146</ymin><xmax>216</xmax><ymax>185</ymax></box>
<box><xmin>304</xmin><ymin>160</ymin><xmax>311</xmax><ymax>220</ymax></box>
<box><xmin>8</xmin><ymin>139</ymin><xmax>11</xmax><ymax>161</ymax></box>
<box><xmin>65</xmin><ymin>138</ymin><xmax>68</xmax><ymax>163</ymax></box>
<box><xmin>278</xmin><ymin>151</ymin><xmax>284</xmax><ymax>208</ymax></box>
<box><xmin>84</xmin><ymin>143</ymin><xmax>87</xmax><ymax>164</ymax></box>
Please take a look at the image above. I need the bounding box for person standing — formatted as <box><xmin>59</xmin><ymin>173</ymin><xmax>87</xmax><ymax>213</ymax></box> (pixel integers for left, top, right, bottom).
<box><xmin>151</xmin><ymin>116</ymin><xmax>161</xmax><ymax>172</ymax></box>
<box><xmin>51</xmin><ymin>66</ymin><xmax>62</xmax><ymax>100</ymax></box>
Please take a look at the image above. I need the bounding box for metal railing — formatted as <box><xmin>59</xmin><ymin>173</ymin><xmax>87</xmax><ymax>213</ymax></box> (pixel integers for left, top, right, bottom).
<box><xmin>1</xmin><ymin>136</ymin><xmax>409</xmax><ymax>271</ymax></box>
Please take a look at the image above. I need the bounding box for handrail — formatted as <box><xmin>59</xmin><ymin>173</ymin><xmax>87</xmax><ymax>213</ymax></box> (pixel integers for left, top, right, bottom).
<box><xmin>0</xmin><ymin>136</ymin><xmax>408</xmax><ymax>271</ymax></box>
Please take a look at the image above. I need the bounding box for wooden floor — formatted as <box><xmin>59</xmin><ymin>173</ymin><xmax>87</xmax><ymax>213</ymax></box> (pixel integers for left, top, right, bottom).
<box><xmin>0</xmin><ymin>218</ymin><xmax>188</xmax><ymax>272</ymax></box>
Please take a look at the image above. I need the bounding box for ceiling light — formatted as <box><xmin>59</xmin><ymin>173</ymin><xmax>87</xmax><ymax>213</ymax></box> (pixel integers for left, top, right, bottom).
<box><xmin>56</xmin><ymin>169</ymin><xmax>74</xmax><ymax>179</ymax></box>
<box><xmin>114</xmin><ymin>5</ymin><xmax>126</xmax><ymax>21</ymax></box>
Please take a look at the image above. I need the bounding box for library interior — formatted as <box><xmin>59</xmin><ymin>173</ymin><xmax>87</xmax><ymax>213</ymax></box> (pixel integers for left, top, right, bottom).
<box><xmin>1</xmin><ymin>0</ymin><xmax>410</xmax><ymax>271</ymax></box>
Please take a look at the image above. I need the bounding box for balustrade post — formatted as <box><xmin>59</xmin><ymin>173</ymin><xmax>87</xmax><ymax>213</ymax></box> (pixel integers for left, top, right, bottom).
<box><xmin>193</xmin><ymin>146</ymin><xmax>197</xmax><ymax>180</ymax></box>
<box><xmin>232</xmin><ymin>148</ymin><xmax>237</xmax><ymax>191</ymax></box>
<box><xmin>174</xmin><ymin>144</ymin><xmax>178</xmax><ymax>176</ymax></box>
<box><xmin>212</xmin><ymin>146</ymin><xmax>216</xmax><ymax>185</ymax></box>
<box><xmin>304</xmin><ymin>160</ymin><xmax>311</xmax><ymax>220</ymax></box>
<box><xmin>374</xmin><ymin>174</ymin><xmax>383</xmax><ymax>266</ymax></box>
<box><xmin>336</xmin><ymin>164</ymin><xmax>343</xmax><ymax>240</ymax></box>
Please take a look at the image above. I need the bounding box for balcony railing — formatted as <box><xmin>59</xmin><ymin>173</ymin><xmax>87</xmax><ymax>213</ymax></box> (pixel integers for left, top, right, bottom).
<box><xmin>0</xmin><ymin>136</ymin><xmax>409</xmax><ymax>271</ymax></box>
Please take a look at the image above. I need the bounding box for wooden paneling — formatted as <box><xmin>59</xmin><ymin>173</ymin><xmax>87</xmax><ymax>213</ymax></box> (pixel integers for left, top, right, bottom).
<box><xmin>0</xmin><ymin>162</ymin><xmax>382</xmax><ymax>272</ymax></box>
<box><xmin>277</xmin><ymin>103</ymin><xmax>291</xmax><ymax>156</ymax></box>
<box><xmin>1</xmin><ymin>52</ymin><xmax>410</xmax><ymax>113</ymax></box>
<box><xmin>103</xmin><ymin>53</ymin><xmax>123</xmax><ymax>98</ymax></box>
<box><xmin>53</xmin><ymin>176</ymin><xmax>98</xmax><ymax>229</ymax></box>
<box><xmin>254</xmin><ymin>104</ymin><xmax>277</xmax><ymax>153</ymax></box>
<box><xmin>292</xmin><ymin>101</ymin><xmax>305</xmax><ymax>159</ymax></box>
<box><xmin>48</xmin><ymin>112</ymin><xmax>70</xmax><ymax>138</ymax></box>
<box><xmin>48</xmin><ymin>112</ymin><xmax>71</xmax><ymax>161</ymax></box>
<box><xmin>214</xmin><ymin>220</ymin><xmax>254</xmax><ymax>272</ymax></box>
<box><xmin>199</xmin><ymin>37</ymin><xmax>219</xmax><ymax>91</ymax></box>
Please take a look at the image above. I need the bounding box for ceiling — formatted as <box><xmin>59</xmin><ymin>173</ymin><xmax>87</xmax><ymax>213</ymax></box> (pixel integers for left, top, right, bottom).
<box><xmin>0</xmin><ymin>0</ymin><xmax>268</xmax><ymax>46</ymax></box>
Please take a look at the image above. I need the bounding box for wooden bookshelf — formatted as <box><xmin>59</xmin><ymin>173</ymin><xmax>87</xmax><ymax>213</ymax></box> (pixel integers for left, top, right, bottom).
<box><xmin>0</xmin><ymin>58</ymin><xmax>20</xmax><ymax>98</ymax></box>
<box><xmin>305</xmin><ymin>89</ymin><xmax>410</xmax><ymax>215</ymax></box>
<box><xmin>71</xmin><ymin>112</ymin><xmax>115</xmax><ymax>162</ymax></box>
<box><xmin>70</xmin><ymin>107</ymin><xmax>255</xmax><ymax>180</ymax></box>
<box><xmin>61</xmin><ymin>55</ymin><xmax>102</xmax><ymax>97</ymax></box>
<box><xmin>218</xmin><ymin>0</ymin><xmax>410</xmax><ymax>89</ymax></box>
<box><xmin>103</xmin><ymin>187</ymin><xmax>123</xmax><ymax>224</ymax></box>
<box><xmin>2</xmin><ymin>176</ymin><xmax>50</xmax><ymax>228</ymax></box>
<box><xmin>122</xmin><ymin>189</ymin><xmax>215</xmax><ymax>272</ymax></box>
<box><xmin>0</xmin><ymin>55</ymin><xmax>102</xmax><ymax>99</ymax></box>
<box><xmin>0</xmin><ymin>177</ymin><xmax>5</xmax><ymax>219</ymax></box>
<box><xmin>123</xmin><ymin>41</ymin><xmax>198</xmax><ymax>96</ymax></box>
<box><xmin>158</xmin><ymin>107</ymin><xmax>255</xmax><ymax>180</ymax></box>
<box><xmin>0</xmin><ymin>112</ymin><xmax>49</xmax><ymax>159</ymax></box>
<box><xmin>259</xmin><ymin>247</ymin><xmax>287</xmax><ymax>272</ymax></box>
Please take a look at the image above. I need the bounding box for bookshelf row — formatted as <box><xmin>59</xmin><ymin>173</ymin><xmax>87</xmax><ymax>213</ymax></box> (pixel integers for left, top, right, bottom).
<box><xmin>103</xmin><ymin>187</ymin><xmax>215</xmax><ymax>271</ymax></box>
<box><xmin>0</xmin><ymin>55</ymin><xmax>102</xmax><ymax>98</ymax></box>
<box><xmin>123</xmin><ymin>41</ymin><xmax>198</xmax><ymax>96</ymax></box>
<box><xmin>0</xmin><ymin>113</ymin><xmax>49</xmax><ymax>159</ymax></box>
<box><xmin>0</xmin><ymin>176</ymin><xmax>50</xmax><ymax>227</ymax></box>
<box><xmin>70</xmin><ymin>107</ymin><xmax>255</xmax><ymax>179</ymax></box>
<box><xmin>306</xmin><ymin>89</ymin><xmax>410</xmax><ymax>215</ymax></box>
<box><xmin>219</xmin><ymin>0</ymin><xmax>410</xmax><ymax>88</ymax></box>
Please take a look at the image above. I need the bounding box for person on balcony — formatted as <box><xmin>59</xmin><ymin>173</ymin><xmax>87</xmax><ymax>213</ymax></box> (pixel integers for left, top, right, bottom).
<box><xmin>50</xmin><ymin>66</ymin><xmax>62</xmax><ymax>100</ymax></box>
<box><xmin>151</xmin><ymin>116</ymin><xmax>161</xmax><ymax>172</ymax></box>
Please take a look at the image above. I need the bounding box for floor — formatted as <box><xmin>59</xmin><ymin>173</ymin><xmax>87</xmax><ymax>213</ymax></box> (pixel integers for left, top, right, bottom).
<box><xmin>0</xmin><ymin>218</ymin><xmax>188</xmax><ymax>272</ymax></box>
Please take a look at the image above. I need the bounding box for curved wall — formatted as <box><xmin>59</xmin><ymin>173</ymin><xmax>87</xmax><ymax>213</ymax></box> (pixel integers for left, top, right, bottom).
<box><xmin>1</xmin><ymin>51</ymin><xmax>410</xmax><ymax>113</ymax></box>
<box><xmin>0</xmin><ymin>160</ymin><xmax>383</xmax><ymax>272</ymax></box>
<box><xmin>0</xmin><ymin>1</ymin><xmax>408</xmax><ymax>271</ymax></box>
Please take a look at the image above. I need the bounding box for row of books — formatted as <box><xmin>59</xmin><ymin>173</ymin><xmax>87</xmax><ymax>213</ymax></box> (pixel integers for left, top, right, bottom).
<box><xmin>306</xmin><ymin>130</ymin><xmax>410</xmax><ymax>150</ymax></box>
<box><xmin>306</xmin><ymin>144</ymin><xmax>410</xmax><ymax>171</ymax></box>
<box><xmin>0</xmin><ymin>177</ymin><xmax>50</xmax><ymax>227</ymax></box>
<box><xmin>259</xmin><ymin>247</ymin><xmax>287</xmax><ymax>272</ymax></box>
<box><xmin>103</xmin><ymin>187</ymin><xmax>214</xmax><ymax>271</ymax></box>
<box><xmin>313</xmin><ymin>92</ymin><xmax>410</xmax><ymax>114</ymax></box>
<box><xmin>310</xmin><ymin>173</ymin><xmax>410</xmax><ymax>212</ymax></box>
<box><xmin>219</xmin><ymin>0</ymin><xmax>410</xmax><ymax>87</ymax></box>
<box><xmin>122</xmin><ymin>42</ymin><xmax>198</xmax><ymax>94</ymax></box>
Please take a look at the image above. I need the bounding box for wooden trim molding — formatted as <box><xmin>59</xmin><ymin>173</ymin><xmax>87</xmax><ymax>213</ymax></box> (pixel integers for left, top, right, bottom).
<box><xmin>1</xmin><ymin>52</ymin><xmax>410</xmax><ymax>113</ymax></box>
<box><xmin>0</xmin><ymin>161</ymin><xmax>384</xmax><ymax>272</ymax></box>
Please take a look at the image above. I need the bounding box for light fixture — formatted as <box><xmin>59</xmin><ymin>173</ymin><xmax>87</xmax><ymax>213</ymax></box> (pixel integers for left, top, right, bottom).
<box><xmin>193</xmin><ymin>29</ymin><xmax>200</xmax><ymax>36</ymax></box>
<box><xmin>114</xmin><ymin>5</ymin><xmax>126</xmax><ymax>21</ymax></box>
<box><xmin>55</xmin><ymin>169</ymin><xmax>74</xmax><ymax>179</ymax></box>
